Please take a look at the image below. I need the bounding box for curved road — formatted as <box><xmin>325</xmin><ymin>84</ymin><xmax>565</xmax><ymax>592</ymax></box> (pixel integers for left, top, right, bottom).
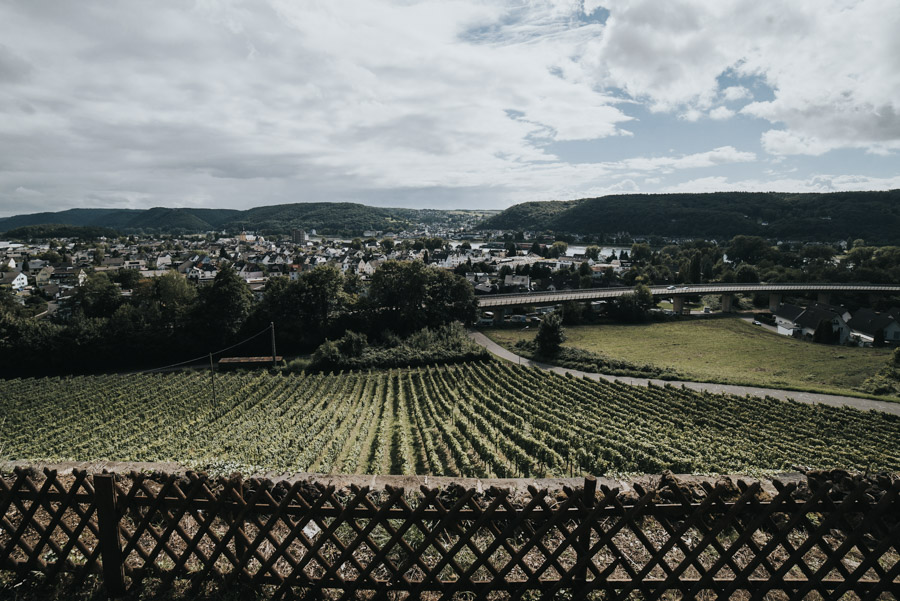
<box><xmin>468</xmin><ymin>330</ymin><xmax>900</xmax><ymax>417</ymax></box>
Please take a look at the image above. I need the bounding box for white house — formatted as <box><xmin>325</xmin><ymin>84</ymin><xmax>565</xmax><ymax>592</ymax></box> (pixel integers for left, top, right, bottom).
<box><xmin>1</xmin><ymin>271</ymin><xmax>28</xmax><ymax>290</ymax></box>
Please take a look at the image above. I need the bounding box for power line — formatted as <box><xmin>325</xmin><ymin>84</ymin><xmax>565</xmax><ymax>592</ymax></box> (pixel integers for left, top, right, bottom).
<box><xmin>128</xmin><ymin>325</ymin><xmax>274</xmax><ymax>375</ymax></box>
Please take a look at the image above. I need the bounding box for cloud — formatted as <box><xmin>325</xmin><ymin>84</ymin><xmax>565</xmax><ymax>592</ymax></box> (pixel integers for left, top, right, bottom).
<box><xmin>588</xmin><ymin>0</ymin><xmax>900</xmax><ymax>156</ymax></box>
<box><xmin>0</xmin><ymin>0</ymin><xmax>895</xmax><ymax>215</ymax></box>
<box><xmin>663</xmin><ymin>173</ymin><xmax>900</xmax><ymax>194</ymax></box>
<box><xmin>721</xmin><ymin>86</ymin><xmax>751</xmax><ymax>102</ymax></box>
<box><xmin>13</xmin><ymin>186</ymin><xmax>42</xmax><ymax>196</ymax></box>
<box><xmin>709</xmin><ymin>106</ymin><xmax>734</xmax><ymax>121</ymax></box>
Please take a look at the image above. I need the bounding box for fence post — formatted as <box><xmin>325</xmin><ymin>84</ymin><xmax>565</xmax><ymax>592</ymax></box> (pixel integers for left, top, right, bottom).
<box><xmin>576</xmin><ymin>475</ymin><xmax>597</xmax><ymax>591</ymax></box>
<box><xmin>94</xmin><ymin>474</ymin><xmax>127</xmax><ymax>598</ymax></box>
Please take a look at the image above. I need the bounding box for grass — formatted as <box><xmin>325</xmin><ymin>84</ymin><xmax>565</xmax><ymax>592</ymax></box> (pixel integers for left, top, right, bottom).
<box><xmin>485</xmin><ymin>316</ymin><xmax>898</xmax><ymax>401</ymax></box>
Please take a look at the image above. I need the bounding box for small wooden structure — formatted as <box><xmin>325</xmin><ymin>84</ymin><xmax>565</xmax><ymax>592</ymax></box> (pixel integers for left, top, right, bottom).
<box><xmin>217</xmin><ymin>356</ymin><xmax>282</xmax><ymax>370</ymax></box>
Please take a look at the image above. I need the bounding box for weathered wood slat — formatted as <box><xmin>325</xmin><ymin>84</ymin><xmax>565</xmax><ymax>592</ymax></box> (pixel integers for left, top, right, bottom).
<box><xmin>1</xmin><ymin>470</ymin><xmax>897</xmax><ymax>599</ymax></box>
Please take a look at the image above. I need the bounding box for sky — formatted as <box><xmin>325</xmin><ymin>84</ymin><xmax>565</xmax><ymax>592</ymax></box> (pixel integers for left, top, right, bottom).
<box><xmin>0</xmin><ymin>0</ymin><xmax>899</xmax><ymax>217</ymax></box>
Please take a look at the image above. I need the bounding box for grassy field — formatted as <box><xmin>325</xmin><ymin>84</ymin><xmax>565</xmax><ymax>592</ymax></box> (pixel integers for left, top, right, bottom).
<box><xmin>485</xmin><ymin>316</ymin><xmax>895</xmax><ymax>399</ymax></box>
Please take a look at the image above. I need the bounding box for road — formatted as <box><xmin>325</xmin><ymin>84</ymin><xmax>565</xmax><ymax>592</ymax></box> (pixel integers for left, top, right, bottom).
<box><xmin>468</xmin><ymin>330</ymin><xmax>900</xmax><ymax>417</ymax></box>
<box><xmin>738</xmin><ymin>315</ymin><xmax>778</xmax><ymax>334</ymax></box>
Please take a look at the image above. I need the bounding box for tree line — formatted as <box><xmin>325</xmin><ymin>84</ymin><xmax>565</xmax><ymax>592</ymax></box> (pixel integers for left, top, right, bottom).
<box><xmin>0</xmin><ymin>261</ymin><xmax>476</xmax><ymax>376</ymax></box>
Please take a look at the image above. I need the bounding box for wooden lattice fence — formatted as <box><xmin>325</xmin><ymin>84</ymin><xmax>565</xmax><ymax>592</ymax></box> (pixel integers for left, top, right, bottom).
<box><xmin>1</xmin><ymin>468</ymin><xmax>898</xmax><ymax>599</ymax></box>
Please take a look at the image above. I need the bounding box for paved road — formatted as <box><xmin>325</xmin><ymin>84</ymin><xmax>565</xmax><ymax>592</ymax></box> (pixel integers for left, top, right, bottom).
<box><xmin>468</xmin><ymin>330</ymin><xmax>900</xmax><ymax>417</ymax></box>
<box><xmin>738</xmin><ymin>315</ymin><xmax>778</xmax><ymax>334</ymax></box>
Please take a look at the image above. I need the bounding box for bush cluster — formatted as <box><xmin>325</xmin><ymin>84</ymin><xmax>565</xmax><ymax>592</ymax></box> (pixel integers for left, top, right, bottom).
<box><xmin>307</xmin><ymin>322</ymin><xmax>489</xmax><ymax>372</ymax></box>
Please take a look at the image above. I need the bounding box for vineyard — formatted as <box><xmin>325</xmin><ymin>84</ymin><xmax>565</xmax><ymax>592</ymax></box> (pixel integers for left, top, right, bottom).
<box><xmin>1</xmin><ymin>361</ymin><xmax>898</xmax><ymax>477</ymax></box>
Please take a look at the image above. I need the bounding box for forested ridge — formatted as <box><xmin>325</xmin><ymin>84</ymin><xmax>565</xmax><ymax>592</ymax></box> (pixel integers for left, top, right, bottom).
<box><xmin>0</xmin><ymin>203</ymin><xmax>450</xmax><ymax>236</ymax></box>
<box><xmin>481</xmin><ymin>190</ymin><xmax>900</xmax><ymax>243</ymax></box>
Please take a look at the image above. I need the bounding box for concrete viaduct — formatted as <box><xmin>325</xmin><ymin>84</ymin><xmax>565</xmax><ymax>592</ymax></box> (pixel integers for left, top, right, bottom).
<box><xmin>477</xmin><ymin>283</ymin><xmax>900</xmax><ymax>321</ymax></box>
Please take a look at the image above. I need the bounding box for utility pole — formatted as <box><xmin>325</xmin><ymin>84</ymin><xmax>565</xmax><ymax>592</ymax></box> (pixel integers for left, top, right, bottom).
<box><xmin>270</xmin><ymin>322</ymin><xmax>277</xmax><ymax>364</ymax></box>
<box><xmin>209</xmin><ymin>352</ymin><xmax>217</xmax><ymax>405</ymax></box>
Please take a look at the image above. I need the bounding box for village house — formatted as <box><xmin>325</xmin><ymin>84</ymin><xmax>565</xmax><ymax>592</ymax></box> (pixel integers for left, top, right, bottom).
<box><xmin>847</xmin><ymin>308</ymin><xmax>900</xmax><ymax>345</ymax></box>
<box><xmin>774</xmin><ymin>302</ymin><xmax>851</xmax><ymax>343</ymax></box>
<box><xmin>35</xmin><ymin>266</ymin><xmax>55</xmax><ymax>285</ymax></box>
<box><xmin>0</xmin><ymin>270</ymin><xmax>28</xmax><ymax>290</ymax></box>
<box><xmin>52</xmin><ymin>267</ymin><xmax>87</xmax><ymax>287</ymax></box>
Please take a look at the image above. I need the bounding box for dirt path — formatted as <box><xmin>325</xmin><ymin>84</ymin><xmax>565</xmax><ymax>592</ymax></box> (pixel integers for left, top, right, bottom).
<box><xmin>468</xmin><ymin>330</ymin><xmax>900</xmax><ymax>417</ymax></box>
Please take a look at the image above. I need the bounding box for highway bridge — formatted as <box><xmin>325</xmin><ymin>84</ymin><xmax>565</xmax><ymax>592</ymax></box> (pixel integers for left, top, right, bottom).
<box><xmin>476</xmin><ymin>283</ymin><xmax>900</xmax><ymax>316</ymax></box>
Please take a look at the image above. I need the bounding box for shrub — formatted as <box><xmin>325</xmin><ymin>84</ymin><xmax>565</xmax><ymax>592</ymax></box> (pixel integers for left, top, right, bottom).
<box><xmin>308</xmin><ymin>322</ymin><xmax>489</xmax><ymax>372</ymax></box>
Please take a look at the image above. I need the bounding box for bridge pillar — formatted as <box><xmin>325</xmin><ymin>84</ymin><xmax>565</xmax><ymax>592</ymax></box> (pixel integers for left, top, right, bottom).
<box><xmin>817</xmin><ymin>292</ymin><xmax>830</xmax><ymax>305</ymax></box>
<box><xmin>493</xmin><ymin>308</ymin><xmax>507</xmax><ymax>325</ymax></box>
<box><xmin>672</xmin><ymin>296</ymin><xmax>686</xmax><ymax>315</ymax></box>
<box><xmin>768</xmin><ymin>293</ymin><xmax>782</xmax><ymax>312</ymax></box>
<box><xmin>721</xmin><ymin>293</ymin><xmax>734</xmax><ymax>313</ymax></box>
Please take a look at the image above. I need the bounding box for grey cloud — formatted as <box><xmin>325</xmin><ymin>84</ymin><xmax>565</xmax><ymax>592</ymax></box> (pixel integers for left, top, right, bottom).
<box><xmin>0</xmin><ymin>44</ymin><xmax>32</xmax><ymax>82</ymax></box>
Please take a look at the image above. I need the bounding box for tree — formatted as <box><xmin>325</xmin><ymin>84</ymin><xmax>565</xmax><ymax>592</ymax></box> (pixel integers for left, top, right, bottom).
<box><xmin>133</xmin><ymin>271</ymin><xmax>197</xmax><ymax>329</ymax></box>
<box><xmin>584</xmin><ymin>245</ymin><xmax>601</xmax><ymax>261</ymax></box>
<box><xmin>194</xmin><ymin>264</ymin><xmax>253</xmax><ymax>344</ymax></box>
<box><xmin>560</xmin><ymin>301</ymin><xmax>585</xmax><ymax>325</ymax></box>
<box><xmin>735</xmin><ymin>264</ymin><xmax>760</xmax><ymax>283</ymax></box>
<box><xmin>548</xmin><ymin>241</ymin><xmax>568</xmax><ymax>258</ymax></box>
<box><xmin>801</xmin><ymin>245</ymin><xmax>837</xmax><ymax>263</ymax></box>
<box><xmin>535</xmin><ymin>312</ymin><xmax>565</xmax><ymax>355</ymax></box>
<box><xmin>630</xmin><ymin>243</ymin><xmax>652</xmax><ymax>263</ymax></box>
<box><xmin>368</xmin><ymin>261</ymin><xmax>476</xmax><ymax>333</ymax></box>
<box><xmin>688</xmin><ymin>253</ymin><xmax>702</xmax><ymax>284</ymax></box>
<box><xmin>726</xmin><ymin>235</ymin><xmax>772</xmax><ymax>264</ymax></box>
<box><xmin>252</xmin><ymin>266</ymin><xmax>347</xmax><ymax>346</ymax></box>
<box><xmin>110</xmin><ymin>268</ymin><xmax>142</xmax><ymax>290</ymax></box>
<box><xmin>609</xmin><ymin>283</ymin><xmax>654</xmax><ymax>322</ymax></box>
<box><xmin>813</xmin><ymin>319</ymin><xmax>838</xmax><ymax>345</ymax></box>
<box><xmin>75</xmin><ymin>273</ymin><xmax>122</xmax><ymax>318</ymax></box>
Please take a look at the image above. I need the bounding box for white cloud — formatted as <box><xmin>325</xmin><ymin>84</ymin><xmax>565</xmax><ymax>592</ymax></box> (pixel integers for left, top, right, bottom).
<box><xmin>588</xmin><ymin>0</ymin><xmax>900</xmax><ymax>156</ymax></box>
<box><xmin>709</xmin><ymin>106</ymin><xmax>735</xmax><ymax>120</ymax></box>
<box><xmin>722</xmin><ymin>86</ymin><xmax>751</xmax><ymax>102</ymax></box>
<box><xmin>664</xmin><ymin>173</ymin><xmax>900</xmax><ymax>194</ymax></box>
<box><xmin>13</xmin><ymin>186</ymin><xmax>42</xmax><ymax>196</ymax></box>
<box><xmin>760</xmin><ymin>130</ymin><xmax>832</xmax><ymax>157</ymax></box>
<box><xmin>0</xmin><ymin>0</ymin><xmax>895</xmax><ymax>215</ymax></box>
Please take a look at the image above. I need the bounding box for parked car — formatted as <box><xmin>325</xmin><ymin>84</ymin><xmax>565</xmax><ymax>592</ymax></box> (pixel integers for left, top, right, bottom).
<box><xmin>753</xmin><ymin>320</ymin><xmax>762</xmax><ymax>326</ymax></box>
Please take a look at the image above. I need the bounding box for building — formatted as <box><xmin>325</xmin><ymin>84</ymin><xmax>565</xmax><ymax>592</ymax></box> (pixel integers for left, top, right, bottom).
<box><xmin>292</xmin><ymin>229</ymin><xmax>308</xmax><ymax>244</ymax></box>
<box><xmin>774</xmin><ymin>302</ymin><xmax>850</xmax><ymax>344</ymax></box>
<box><xmin>0</xmin><ymin>271</ymin><xmax>28</xmax><ymax>290</ymax></box>
<box><xmin>847</xmin><ymin>308</ymin><xmax>900</xmax><ymax>345</ymax></box>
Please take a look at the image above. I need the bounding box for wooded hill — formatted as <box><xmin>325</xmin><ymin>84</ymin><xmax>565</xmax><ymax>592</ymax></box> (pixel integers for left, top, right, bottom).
<box><xmin>480</xmin><ymin>191</ymin><xmax>900</xmax><ymax>243</ymax></box>
<box><xmin>0</xmin><ymin>203</ymin><xmax>445</xmax><ymax>237</ymax></box>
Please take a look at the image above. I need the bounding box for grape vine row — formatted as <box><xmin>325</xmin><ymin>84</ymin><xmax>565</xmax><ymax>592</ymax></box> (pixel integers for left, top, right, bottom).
<box><xmin>1</xmin><ymin>362</ymin><xmax>898</xmax><ymax>476</ymax></box>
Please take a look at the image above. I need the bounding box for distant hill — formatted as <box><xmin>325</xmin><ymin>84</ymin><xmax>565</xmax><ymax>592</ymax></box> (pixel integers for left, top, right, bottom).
<box><xmin>0</xmin><ymin>203</ymin><xmax>443</xmax><ymax>237</ymax></box>
<box><xmin>223</xmin><ymin>203</ymin><xmax>419</xmax><ymax>235</ymax></box>
<box><xmin>478</xmin><ymin>200</ymin><xmax>580</xmax><ymax>231</ymax></box>
<box><xmin>479</xmin><ymin>190</ymin><xmax>900</xmax><ymax>243</ymax></box>
<box><xmin>3</xmin><ymin>224</ymin><xmax>121</xmax><ymax>240</ymax></box>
